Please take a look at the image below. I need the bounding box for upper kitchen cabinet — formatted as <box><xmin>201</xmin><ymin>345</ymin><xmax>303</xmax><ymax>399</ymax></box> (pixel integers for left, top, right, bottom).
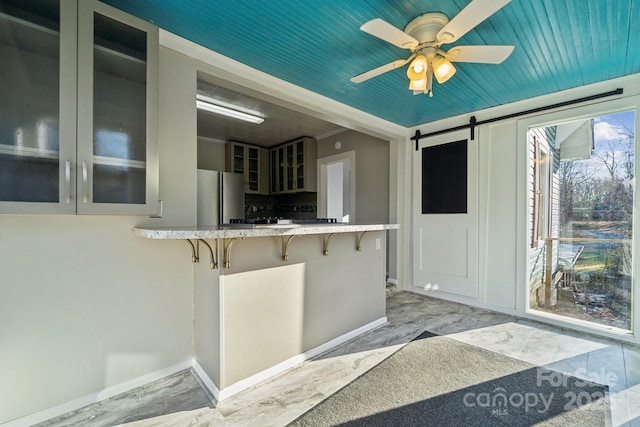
<box><xmin>0</xmin><ymin>0</ymin><xmax>159</xmax><ymax>215</ymax></box>
<box><xmin>77</xmin><ymin>0</ymin><xmax>158</xmax><ymax>214</ymax></box>
<box><xmin>270</xmin><ymin>137</ymin><xmax>317</xmax><ymax>194</ymax></box>
<box><xmin>225</xmin><ymin>142</ymin><xmax>269</xmax><ymax>194</ymax></box>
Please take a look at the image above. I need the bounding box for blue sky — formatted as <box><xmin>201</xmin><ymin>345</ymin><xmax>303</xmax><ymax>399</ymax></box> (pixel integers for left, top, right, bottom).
<box><xmin>594</xmin><ymin>110</ymin><xmax>635</xmax><ymax>143</ymax></box>
<box><xmin>584</xmin><ymin>110</ymin><xmax>635</xmax><ymax>180</ymax></box>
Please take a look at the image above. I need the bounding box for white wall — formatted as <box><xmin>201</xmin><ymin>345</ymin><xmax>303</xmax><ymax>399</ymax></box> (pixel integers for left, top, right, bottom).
<box><xmin>405</xmin><ymin>74</ymin><xmax>640</xmax><ymax>343</ymax></box>
<box><xmin>217</xmin><ymin>231</ymin><xmax>386</xmax><ymax>390</ymax></box>
<box><xmin>0</xmin><ymin>47</ymin><xmax>198</xmax><ymax>425</ymax></box>
<box><xmin>197</xmin><ymin>137</ymin><xmax>227</xmax><ymax>171</ymax></box>
<box><xmin>478</xmin><ymin>122</ymin><xmax>518</xmax><ymax>309</ymax></box>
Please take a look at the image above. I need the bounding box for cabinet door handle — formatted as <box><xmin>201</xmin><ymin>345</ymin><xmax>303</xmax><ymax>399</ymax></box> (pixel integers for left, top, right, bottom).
<box><xmin>82</xmin><ymin>160</ymin><xmax>88</xmax><ymax>203</ymax></box>
<box><xmin>64</xmin><ymin>160</ymin><xmax>71</xmax><ymax>204</ymax></box>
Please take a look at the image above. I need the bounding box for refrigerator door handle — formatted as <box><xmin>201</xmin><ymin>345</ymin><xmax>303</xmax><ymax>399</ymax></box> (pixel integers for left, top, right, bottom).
<box><xmin>218</xmin><ymin>174</ymin><xmax>224</xmax><ymax>225</ymax></box>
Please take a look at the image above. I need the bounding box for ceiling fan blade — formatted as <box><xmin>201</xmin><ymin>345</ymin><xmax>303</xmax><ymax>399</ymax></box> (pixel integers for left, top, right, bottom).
<box><xmin>437</xmin><ymin>0</ymin><xmax>511</xmax><ymax>44</ymax></box>
<box><xmin>445</xmin><ymin>45</ymin><xmax>514</xmax><ymax>64</ymax></box>
<box><xmin>351</xmin><ymin>57</ymin><xmax>413</xmax><ymax>83</ymax></box>
<box><xmin>360</xmin><ymin>18</ymin><xmax>419</xmax><ymax>49</ymax></box>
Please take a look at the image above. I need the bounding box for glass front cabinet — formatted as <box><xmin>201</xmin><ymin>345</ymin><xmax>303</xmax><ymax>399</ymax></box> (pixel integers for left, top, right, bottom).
<box><xmin>270</xmin><ymin>137</ymin><xmax>317</xmax><ymax>194</ymax></box>
<box><xmin>226</xmin><ymin>142</ymin><xmax>269</xmax><ymax>194</ymax></box>
<box><xmin>0</xmin><ymin>0</ymin><xmax>159</xmax><ymax>214</ymax></box>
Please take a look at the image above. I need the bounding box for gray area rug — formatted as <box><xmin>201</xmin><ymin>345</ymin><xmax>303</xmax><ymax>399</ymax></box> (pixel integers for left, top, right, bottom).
<box><xmin>290</xmin><ymin>331</ymin><xmax>609</xmax><ymax>426</ymax></box>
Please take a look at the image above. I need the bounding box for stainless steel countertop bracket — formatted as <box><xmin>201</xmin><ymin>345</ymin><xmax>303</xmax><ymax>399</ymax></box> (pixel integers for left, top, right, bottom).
<box><xmin>281</xmin><ymin>235</ymin><xmax>296</xmax><ymax>261</ymax></box>
<box><xmin>198</xmin><ymin>239</ymin><xmax>217</xmax><ymax>269</ymax></box>
<box><xmin>356</xmin><ymin>231</ymin><xmax>369</xmax><ymax>251</ymax></box>
<box><xmin>323</xmin><ymin>233</ymin><xmax>335</xmax><ymax>256</ymax></box>
<box><xmin>186</xmin><ymin>239</ymin><xmax>199</xmax><ymax>263</ymax></box>
<box><xmin>185</xmin><ymin>239</ymin><xmax>218</xmax><ymax>269</ymax></box>
<box><xmin>223</xmin><ymin>237</ymin><xmax>244</xmax><ymax>269</ymax></box>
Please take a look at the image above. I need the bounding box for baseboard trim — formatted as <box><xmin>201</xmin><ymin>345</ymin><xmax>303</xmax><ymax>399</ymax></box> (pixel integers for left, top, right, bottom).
<box><xmin>191</xmin><ymin>360</ymin><xmax>221</xmax><ymax>402</ymax></box>
<box><xmin>304</xmin><ymin>317</ymin><xmax>388</xmax><ymax>360</ymax></box>
<box><xmin>211</xmin><ymin>316</ymin><xmax>388</xmax><ymax>402</ymax></box>
<box><xmin>2</xmin><ymin>361</ymin><xmax>192</xmax><ymax>427</ymax></box>
<box><xmin>6</xmin><ymin>318</ymin><xmax>388</xmax><ymax>427</ymax></box>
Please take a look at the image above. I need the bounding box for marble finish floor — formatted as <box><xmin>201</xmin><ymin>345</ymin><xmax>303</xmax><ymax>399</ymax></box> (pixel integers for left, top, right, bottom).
<box><xmin>40</xmin><ymin>290</ymin><xmax>640</xmax><ymax>426</ymax></box>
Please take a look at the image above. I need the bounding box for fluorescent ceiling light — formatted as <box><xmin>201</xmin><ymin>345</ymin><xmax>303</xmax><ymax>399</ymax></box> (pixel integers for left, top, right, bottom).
<box><xmin>196</xmin><ymin>95</ymin><xmax>264</xmax><ymax>124</ymax></box>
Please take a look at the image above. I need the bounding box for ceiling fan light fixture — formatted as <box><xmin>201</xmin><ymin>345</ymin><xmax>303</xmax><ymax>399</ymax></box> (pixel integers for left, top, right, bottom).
<box><xmin>407</xmin><ymin>55</ymin><xmax>427</xmax><ymax>78</ymax></box>
<box><xmin>432</xmin><ymin>56</ymin><xmax>456</xmax><ymax>84</ymax></box>
<box><xmin>353</xmin><ymin>0</ymin><xmax>515</xmax><ymax>97</ymax></box>
<box><xmin>408</xmin><ymin>76</ymin><xmax>427</xmax><ymax>91</ymax></box>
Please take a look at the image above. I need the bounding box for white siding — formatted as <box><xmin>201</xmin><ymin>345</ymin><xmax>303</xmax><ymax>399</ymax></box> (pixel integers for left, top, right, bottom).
<box><xmin>527</xmin><ymin>127</ymin><xmax>561</xmax><ymax>305</ymax></box>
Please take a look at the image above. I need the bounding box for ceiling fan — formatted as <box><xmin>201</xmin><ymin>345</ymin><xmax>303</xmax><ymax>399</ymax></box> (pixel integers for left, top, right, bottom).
<box><xmin>351</xmin><ymin>0</ymin><xmax>515</xmax><ymax>97</ymax></box>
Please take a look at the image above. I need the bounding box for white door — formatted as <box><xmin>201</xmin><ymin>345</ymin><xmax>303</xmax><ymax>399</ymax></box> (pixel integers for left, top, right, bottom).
<box><xmin>412</xmin><ymin>129</ymin><xmax>478</xmax><ymax>298</ymax></box>
<box><xmin>326</xmin><ymin>161</ymin><xmax>350</xmax><ymax>222</ymax></box>
<box><xmin>318</xmin><ymin>151</ymin><xmax>356</xmax><ymax>223</ymax></box>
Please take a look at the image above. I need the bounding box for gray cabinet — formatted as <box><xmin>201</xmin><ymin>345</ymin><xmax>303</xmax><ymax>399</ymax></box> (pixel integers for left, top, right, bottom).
<box><xmin>270</xmin><ymin>137</ymin><xmax>317</xmax><ymax>194</ymax></box>
<box><xmin>270</xmin><ymin>145</ymin><xmax>285</xmax><ymax>194</ymax></box>
<box><xmin>225</xmin><ymin>142</ymin><xmax>269</xmax><ymax>194</ymax></box>
<box><xmin>0</xmin><ymin>0</ymin><xmax>159</xmax><ymax>214</ymax></box>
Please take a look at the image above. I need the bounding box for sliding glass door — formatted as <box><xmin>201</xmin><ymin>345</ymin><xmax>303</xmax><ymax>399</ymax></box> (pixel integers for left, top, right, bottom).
<box><xmin>527</xmin><ymin>110</ymin><xmax>635</xmax><ymax>332</ymax></box>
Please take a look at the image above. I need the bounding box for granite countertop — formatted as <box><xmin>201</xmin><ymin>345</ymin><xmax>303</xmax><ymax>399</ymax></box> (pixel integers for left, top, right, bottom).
<box><xmin>133</xmin><ymin>223</ymin><xmax>399</xmax><ymax>239</ymax></box>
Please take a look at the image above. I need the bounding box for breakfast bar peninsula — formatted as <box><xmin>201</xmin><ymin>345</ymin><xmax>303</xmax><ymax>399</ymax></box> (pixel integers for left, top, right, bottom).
<box><xmin>134</xmin><ymin>222</ymin><xmax>398</xmax><ymax>401</ymax></box>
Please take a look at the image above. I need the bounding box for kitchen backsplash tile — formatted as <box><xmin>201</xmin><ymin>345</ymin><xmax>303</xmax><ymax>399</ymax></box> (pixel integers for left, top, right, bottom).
<box><xmin>245</xmin><ymin>193</ymin><xmax>317</xmax><ymax>219</ymax></box>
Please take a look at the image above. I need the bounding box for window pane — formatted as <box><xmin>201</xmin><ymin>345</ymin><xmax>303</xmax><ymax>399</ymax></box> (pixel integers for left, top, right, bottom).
<box><xmin>528</xmin><ymin>111</ymin><xmax>635</xmax><ymax>332</ymax></box>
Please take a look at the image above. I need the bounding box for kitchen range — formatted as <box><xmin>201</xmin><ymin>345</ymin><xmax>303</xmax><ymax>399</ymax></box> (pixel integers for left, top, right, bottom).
<box><xmin>226</xmin><ymin>217</ymin><xmax>341</xmax><ymax>228</ymax></box>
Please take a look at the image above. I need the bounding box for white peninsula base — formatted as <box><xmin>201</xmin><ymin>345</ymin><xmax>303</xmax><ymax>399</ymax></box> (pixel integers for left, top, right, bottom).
<box><xmin>134</xmin><ymin>224</ymin><xmax>397</xmax><ymax>401</ymax></box>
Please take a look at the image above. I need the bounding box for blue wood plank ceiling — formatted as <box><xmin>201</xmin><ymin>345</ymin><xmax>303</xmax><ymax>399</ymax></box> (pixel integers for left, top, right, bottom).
<box><xmin>102</xmin><ymin>0</ymin><xmax>640</xmax><ymax>127</ymax></box>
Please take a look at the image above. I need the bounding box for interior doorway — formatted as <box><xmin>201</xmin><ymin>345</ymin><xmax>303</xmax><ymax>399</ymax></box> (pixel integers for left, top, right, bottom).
<box><xmin>318</xmin><ymin>151</ymin><xmax>356</xmax><ymax>223</ymax></box>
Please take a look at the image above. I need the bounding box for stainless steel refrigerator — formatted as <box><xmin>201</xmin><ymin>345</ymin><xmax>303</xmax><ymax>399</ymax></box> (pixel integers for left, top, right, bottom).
<box><xmin>197</xmin><ymin>170</ymin><xmax>245</xmax><ymax>226</ymax></box>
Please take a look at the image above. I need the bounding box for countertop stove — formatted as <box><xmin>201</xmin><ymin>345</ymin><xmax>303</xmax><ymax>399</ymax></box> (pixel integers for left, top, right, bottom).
<box><xmin>229</xmin><ymin>218</ymin><xmax>339</xmax><ymax>225</ymax></box>
<box><xmin>225</xmin><ymin>218</ymin><xmax>341</xmax><ymax>228</ymax></box>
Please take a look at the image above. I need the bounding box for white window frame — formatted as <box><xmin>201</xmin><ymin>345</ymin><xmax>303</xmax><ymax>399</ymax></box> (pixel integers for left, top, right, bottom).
<box><xmin>517</xmin><ymin>95</ymin><xmax>640</xmax><ymax>339</ymax></box>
